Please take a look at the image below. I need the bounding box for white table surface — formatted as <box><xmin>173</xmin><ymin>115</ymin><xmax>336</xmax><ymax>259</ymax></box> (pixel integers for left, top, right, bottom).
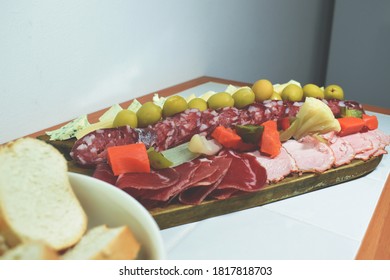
<box><xmin>159</xmin><ymin>82</ymin><xmax>390</xmax><ymax>260</ymax></box>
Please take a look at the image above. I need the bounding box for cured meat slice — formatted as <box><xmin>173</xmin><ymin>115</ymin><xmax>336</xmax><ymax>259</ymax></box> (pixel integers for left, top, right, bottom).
<box><xmin>322</xmin><ymin>132</ymin><xmax>355</xmax><ymax>167</ymax></box>
<box><xmin>178</xmin><ymin>157</ymin><xmax>232</xmax><ymax>205</ymax></box>
<box><xmin>210</xmin><ymin>150</ymin><xmax>266</xmax><ymax>199</ymax></box>
<box><xmin>251</xmin><ymin>148</ymin><xmax>298</xmax><ymax>183</ymax></box>
<box><xmin>355</xmin><ymin>130</ymin><xmax>384</xmax><ymax>160</ymax></box>
<box><xmin>153</xmin><ymin>109</ymin><xmax>202</xmax><ymax>151</ymax></box>
<box><xmin>282</xmin><ymin>136</ymin><xmax>335</xmax><ymax>173</ymax></box>
<box><xmin>370</xmin><ymin>129</ymin><xmax>390</xmax><ymax>156</ymax></box>
<box><xmin>92</xmin><ymin>162</ymin><xmax>117</xmax><ymax>185</ymax></box>
<box><xmin>146</xmin><ymin>161</ymin><xmax>200</xmax><ymax>201</ymax></box>
<box><xmin>341</xmin><ymin>133</ymin><xmax>373</xmax><ymax>155</ymax></box>
<box><xmin>116</xmin><ymin>168</ymin><xmax>180</xmax><ymax>190</ymax></box>
<box><xmin>70</xmin><ymin>126</ymin><xmax>141</xmax><ymax>166</ymax></box>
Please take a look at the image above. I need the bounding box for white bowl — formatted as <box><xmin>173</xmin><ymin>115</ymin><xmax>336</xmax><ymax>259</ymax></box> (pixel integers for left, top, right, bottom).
<box><xmin>68</xmin><ymin>172</ymin><xmax>166</xmax><ymax>260</ymax></box>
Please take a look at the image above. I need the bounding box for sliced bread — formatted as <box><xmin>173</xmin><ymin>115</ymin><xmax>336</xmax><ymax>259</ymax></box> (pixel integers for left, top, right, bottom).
<box><xmin>0</xmin><ymin>240</ymin><xmax>59</xmax><ymax>260</ymax></box>
<box><xmin>0</xmin><ymin>138</ymin><xmax>87</xmax><ymax>250</ymax></box>
<box><xmin>63</xmin><ymin>225</ymin><xmax>140</xmax><ymax>260</ymax></box>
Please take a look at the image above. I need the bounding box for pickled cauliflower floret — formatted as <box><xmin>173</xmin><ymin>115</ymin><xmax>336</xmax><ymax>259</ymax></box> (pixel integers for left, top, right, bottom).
<box><xmin>280</xmin><ymin>97</ymin><xmax>341</xmax><ymax>141</ymax></box>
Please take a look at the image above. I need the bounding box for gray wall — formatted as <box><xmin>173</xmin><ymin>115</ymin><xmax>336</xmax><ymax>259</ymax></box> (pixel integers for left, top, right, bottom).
<box><xmin>326</xmin><ymin>0</ymin><xmax>390</xmax><ymax>108</ymax></box>
<box><xmin>1</xmin><ymin>0</ymin><xmax>333</xmax><ymax>143</ymax></box>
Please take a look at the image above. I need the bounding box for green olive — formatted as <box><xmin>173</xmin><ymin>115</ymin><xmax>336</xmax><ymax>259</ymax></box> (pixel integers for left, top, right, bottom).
<box><xmin>207</xmin><ymin>92</ymin><xmax>234</xmax><ymax>110</ymax></box>
<box><xmin>232</xmin><ymin>87</ymin><xmax>255</xmax><ymax>108</ymax></box>
<box><xmin>252</xmin><ymin>79</ymin><xmax>273</xmax><ymax>101</ymax></box>
<box><xmin>162</xmin><ymin>95</ymin><xmax>188</xmax><ymax>117</ymax></box>
<box><xmin>136</xmin><ymin>101</ymin><xmax>162</xmax><ymax>127</ymax></box>
<box><xmin>188</xmin><ymin>98</ymin><xmax>208</xmax><ymax>111</ymax></box>
<box><xmin>303</xmin><ymin>84</ymin><xmax>324</xmax><ymax>99</ymax></box>
<box><xmin>324</xmin><ymin>84</ymin><xmax>344</xmax><ymax>100</ymax></box>
<box><xmin>113</xmin><ymin>109</ymin><xmax>138</xmax><ymax>128</ymax></box>
<box><xmin>281</xmin><ymin>84</ymin><xmax>304</xmax><ymax>102</ymax></box>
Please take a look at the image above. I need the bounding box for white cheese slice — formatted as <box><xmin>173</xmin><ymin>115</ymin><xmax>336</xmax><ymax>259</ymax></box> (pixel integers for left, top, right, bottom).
<box><xmin>98</xmin><ymin>104</ymin><xmax>122</xmax><ymax>122</ymax></box>
<box><xmin>127</xmin><ymin>99</ymin><xmax>142</xmax><ymax>112</ymax></box>
<box><xmin>75</xmin><ymin>119</ymin><xmax>113</xmax><ymax>139</ymax></box>
<box><xmin>199</xmin><ymin>90</ymin><xmax>216</xmax><ymax>101</ymax></box>
<box><xmin>153</xmin><ymin>93</ymin><xmax>166</xmax><ymax>108</ymax></box>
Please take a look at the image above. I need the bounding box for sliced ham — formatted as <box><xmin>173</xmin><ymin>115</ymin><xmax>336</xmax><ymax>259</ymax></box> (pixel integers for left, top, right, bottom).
<box><xmin>371</xmin><ymin>129</ymin><xmax>390</xmax><ymax>156</ymax></box>
<box><xmin>355</xmin><ymin>130</ymin><xmax>383</xmax><ymax>160</ymax></box>
<box><xmin>322</xmin><ymin>132</ymin><xmax>355</xmax><ymax>167</ymax></box>
<box><xmin>178</xmin><ymin>157</ymin><xmax>232</xmax><ymax>205</ymax></box>
<box><xmin>210</xmin><ymin>150</ymin><xmax>267</xmax><ymax>199</ymax></box>
<box><xmin>282</xmin><ymin>136</ymin><xmax>335</xmax><ymax>173</ymax></box>
<box><xmin>341</xmin><ymin>133</ymin><xmax>373</xmax><ymax>155</ymax></box>
<box><xmin>251</xmin><ymin>148</ymin><xmax>298</xmax><ymax>183</ymax></box>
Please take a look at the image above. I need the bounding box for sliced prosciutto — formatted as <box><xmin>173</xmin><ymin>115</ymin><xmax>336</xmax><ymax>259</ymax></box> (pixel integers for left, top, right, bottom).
<box><xmin>210</xmin><ymin>150</ymin><xmax>267</xmax><ymax>199</ymax></box>
<box><xmin>116</xmin><ymin>168</ymin><xmax>180</xmax><ymax>190</ymax></box>
<box><xmin>282</xmin><ymin>136</ymin><xmax>335</xmax><ymax>173</ymax></box>
<box><xmin>178</xmin><ymin>157</ymin><xmax>232</xmax><ymax>205</ymax></box>
<box><xmin>251</xmin><ymin>148</ymin><xmax>298</xmax><ymax>183</ymax></box>
<box><xmin>92</xmin><ymin>162</ymin><xmax>117</xmax><ymax>185</ymax></box>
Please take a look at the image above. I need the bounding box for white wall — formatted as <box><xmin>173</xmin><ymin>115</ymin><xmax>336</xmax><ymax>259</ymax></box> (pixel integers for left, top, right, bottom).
<box><xmin>326</xmin><ymin>0</ymin><xmax>390</xmax><ymax>108</ymax></box>
<box><xmin>0</xmin><ymin>0</ymin><xmax>333</xmax><ymax>144</ymax></box>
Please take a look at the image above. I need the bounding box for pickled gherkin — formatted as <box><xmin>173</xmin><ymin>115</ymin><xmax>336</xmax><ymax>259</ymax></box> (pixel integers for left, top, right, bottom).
<box><xmin>235</xmin><ymin>125</ymin><xmax>264</xmax><ymax>144</ymax></box>
<box><xmin>147</xmin><ymin>147</ymin><xmax>173</xmax><ymax>169</ymax></box>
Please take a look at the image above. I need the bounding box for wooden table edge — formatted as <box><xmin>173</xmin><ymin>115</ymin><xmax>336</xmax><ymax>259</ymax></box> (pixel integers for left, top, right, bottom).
<box><xmin>22</xmin><ymin>76</ymin><xmax>390</xmax><ymax>259</ymax></box>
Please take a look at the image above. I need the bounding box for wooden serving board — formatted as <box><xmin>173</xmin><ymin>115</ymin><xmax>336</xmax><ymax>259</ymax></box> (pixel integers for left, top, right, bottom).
<box><xmin>37</xmin><ymin>134</ymin><xmax>382</xmax><ymax>230</ymax></box>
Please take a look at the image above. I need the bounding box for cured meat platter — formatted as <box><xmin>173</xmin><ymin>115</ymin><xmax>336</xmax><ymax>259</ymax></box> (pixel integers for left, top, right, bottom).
<box><xmin>37</xmin><ymin>128</ymin><xmax>384</xmax><ymax>230</ymax></box>
<box><xmin>36</xmin><ymin>77</ymin><xmax>389</xmax><ymax>230</ymax></box>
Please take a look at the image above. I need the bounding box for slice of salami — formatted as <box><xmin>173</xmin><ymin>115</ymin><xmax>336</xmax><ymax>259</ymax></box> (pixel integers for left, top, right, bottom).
<box><xmin>70</xmin><ymin>126</ymin><xmax>141</xmax><ymax>166</ymax></box>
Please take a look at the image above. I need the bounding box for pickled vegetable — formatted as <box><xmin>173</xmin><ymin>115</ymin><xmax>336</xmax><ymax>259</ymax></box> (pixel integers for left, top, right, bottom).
<box><xmin>162</xmin><ymin>95</ymin><xmax>188</xmax><ymax>117</ymax></box>
<box><xmin>188</xmin><ymin>134</ymin><xmax>222</xmax><ymax>156</ymax></box>
<box><xmin>232</xmin><ymin>87</ymin><xmax>255</xmax><ymax>108</ymax></box>
<box><xmin>113</xmin><ymin>109</ymin><xmax>138</xmax><ymax>128</ymax></box>
<box><xmin>188</xmin><ymin>98</ymin><xmax>208</xmax><ymax>111</ymax></box>
<box><xmin>280</xmin><ymin>97</ymin><xmax>341</xmax><ymax>141</ymax></box>
<box><xmin>207</xmin><ymin>92</ymin><xmax>234</xmax><ymax>110</ymax></box>
<box><xmin>147</xmin><ymin>147</ymin><xmax>173</xmax><ymax>169</ymax></box>
<box><xmin>340</xmin><ymin>107</ymin><xmax>363</xmax><ymax>118</ymax></box>
<box><xmin>235</xmin><ymin>125</ymin><xmax>264</xmax><ymax>144</ymax></box>
<box><xmin>136</xmin><ymin>102</ymin><xmax>162</xmax><ymax>127</ymax></box>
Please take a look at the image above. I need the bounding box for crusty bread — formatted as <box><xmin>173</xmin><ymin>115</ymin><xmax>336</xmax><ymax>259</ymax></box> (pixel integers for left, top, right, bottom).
<box><xmin>0</xmin><ymin>138</ymin><xmax>87</xmax><ymax>251</ymax></box>
<box><xmin>0</xmin><ymin>240</ymin><xmax>59</xmax><ymax>260</ymax></box>
<box><xmin>63</xmin><ymin>225</ymin><xmax>140</xmax><ymax>260</ymax></box>
<box><xmin>0</xmin><ymin>234</ymin><xmax>9</xmax><ymax>256</ymax></box>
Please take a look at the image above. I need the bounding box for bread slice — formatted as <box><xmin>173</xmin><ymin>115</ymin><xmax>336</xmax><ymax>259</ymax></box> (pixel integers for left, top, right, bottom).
<box><xmin>1</xmin><ymin>240</ymin><xmax>59</xmax><ymax>260</ymax></box>
<box><xmin>63</xmin><ymin>225</ymin><xmax>140</xmax><ymax>260</ymax></box>
<box><xmin>0</xmin><ymin>138</ymin><xmax>87</xmax><ymax>251</ymax></box>
<box><xmin>0</xmin><ymin>234</ymin><xmax>9</xmax><ymax>256</ymax></box>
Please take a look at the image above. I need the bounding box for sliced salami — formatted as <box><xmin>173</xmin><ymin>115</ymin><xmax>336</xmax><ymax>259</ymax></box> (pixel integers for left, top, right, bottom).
<box><xmin>70</xmin><ymin>126</ymin><xmax>141</xmax><ymax>166</ymax></box>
